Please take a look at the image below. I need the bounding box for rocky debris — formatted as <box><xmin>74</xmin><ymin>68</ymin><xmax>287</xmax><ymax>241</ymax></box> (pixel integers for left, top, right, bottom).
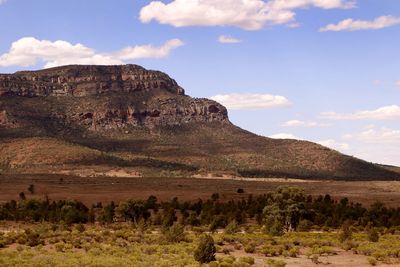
<box><xmin>0</xmin><ymin>65</ymin><xmax>184</xmax><ymax>97</ymax></box>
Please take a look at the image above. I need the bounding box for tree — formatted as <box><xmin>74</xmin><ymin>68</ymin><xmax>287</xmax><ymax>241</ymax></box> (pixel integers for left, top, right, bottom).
<box><xmin>19</xmin><ymin>192</ymin><xmax>26</xmax><ymax>201</ymax></box>
<box><xmin>194</xmin><ymin>234</ymin><xmax>216</xmax><ymax>263</ymax></box>
<box><xmin>28</xmin><ymin>184</ymin><xmax>35</xmax><ymax>194</ymax></box>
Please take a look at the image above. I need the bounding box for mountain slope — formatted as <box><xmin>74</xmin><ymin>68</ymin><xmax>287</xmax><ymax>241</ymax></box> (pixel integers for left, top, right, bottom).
<box><xmin>0</xmin><ymin>65</ymin><xmax>398</xmax><ymax>180</ymax></box>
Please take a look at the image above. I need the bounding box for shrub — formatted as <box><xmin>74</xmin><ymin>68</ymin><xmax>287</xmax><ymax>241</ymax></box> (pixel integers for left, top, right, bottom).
<box><xmin>25</xmin><ymin>229</ymin><xmax>43</xmax><ymax>247</ymax></box>
<box><xmin>339</xmin><ymin>223</ymin><xmax>352</xmax><ymax>242</ymax></box>
<box><xmin>164</xmin><ymin>223</ymin><xmax>185</xmax><ymax>243</ymax></box>
<box><xmin>225</xmin><ymin>220</ymin><xmax>239</xmax><ymax>234</ymax></box>
<box><xmin>194</xmin><ymin>234</ymin><xmax>216</xmax><ymax>263</ymax></box>
<box><xmin>75</xmin><ymin>224</ymin><xmax>86</xmax><ymax>233</ymax></box>
<box><xmin>266</xmin><ymin>259</ymin><xmax>286</xmax><ymax>267</ymax></box>
<box><xmin>239</xmin><ymin>256</ymin><xmax>255</xmax><ymax>265</ymax></box>
<box><xmin>367</xmin><ymin>228</ymin><xmax>379</xmax><ymax>242</ymax></box>
<box><xmin>244</xmin><ymin>243</ymin><xmax>256</xmax><ymax>253</ymax></box>
<box><xmin>367</xmin><ymin>257</ymin><xmax>377</xmax><ymax>266</ymax></box>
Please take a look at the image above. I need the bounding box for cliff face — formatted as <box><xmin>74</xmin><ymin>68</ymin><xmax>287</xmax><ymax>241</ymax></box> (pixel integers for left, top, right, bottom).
<box><xmin>0</xmin><ymin>65</ymin><xmax>184</xmax><ymax>97</ymax></box>
<box><xmin>0</xmin><ymin>65</ymin><xmax>229</xmax><ymax>130</ymax></box>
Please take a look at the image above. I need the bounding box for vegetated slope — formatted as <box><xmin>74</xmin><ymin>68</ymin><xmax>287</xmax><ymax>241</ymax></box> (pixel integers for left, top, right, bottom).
<box><xmin>0</xmin><ymin>65</ymin><xmax>398</xmax><ymax>180</ymax></box>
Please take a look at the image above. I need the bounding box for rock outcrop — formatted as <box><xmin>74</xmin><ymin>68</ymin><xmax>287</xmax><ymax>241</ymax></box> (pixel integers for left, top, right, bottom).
<box><xmin>0</xmin><ymin>65</ymin><xmax>229</xmax><ymax>130</ymax></box>
<box><xmin>0</xmin><ymin>65</ymin><xmax>185</xmax><ymax>97</ymax></box>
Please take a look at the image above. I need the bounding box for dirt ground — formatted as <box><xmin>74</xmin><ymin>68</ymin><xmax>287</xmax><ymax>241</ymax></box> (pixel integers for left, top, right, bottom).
<box><xmin>1</xmin><ymin>173</ymin><xmax>400</xmax><ymax>207</ymax></box>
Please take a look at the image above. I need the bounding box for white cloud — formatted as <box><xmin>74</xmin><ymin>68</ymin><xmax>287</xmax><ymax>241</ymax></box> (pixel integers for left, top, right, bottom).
<box><xmin>320</xmin><ymin>15</ymin><xmax>400</xmax><ymax>32</ymax></box>
<box><xmin>344</xmin><ymin>127</ymin><xmax>400</xmax><ymax>144</ymax></box>
<box><xmin>218</xmin><ymin>35</ymin><xmax>242</xmax><ymax>44</ymax></box>
<box><xmin>210</xmin><ymin>93</ymin><xmax>291</xmax><ymax>110</ymax></box>
<box><xmin>269</xmin><ymin>133</ymin><xmax>301</xmax><ymax>139</ymax></box>
<box><xmin>317</xmin><ymin>139</ymin><xmax>350</xmax><ymax>151</ymax></box>
<box><xmin>0</xmin><ymin>37</ymin><xmax>184</xmax><ymax>68</ymax></box>
<box><xmin>140</xmin><ymin>0</ymin><xmax>355</xmax><ymax>30</ymax></box>
<box><xmin>113</xmin><ymin>39</ymin><xmax>184</xmax><ymax>60</ymax></box>
<box><xmin>320</xmin><ymin>105</ymin><xmax>400</xmax><ymax>120</ymax></box>
<box><xmin>396</xmin><ymin>81</ymin><xmax>400</xmax><ymax>87</ymax></box>
<box><xmin>282</xmin><ymin>119</ymin><xmax>329</xmax><ymax>128</ymax></box>
<box><xmin>0</xmin><ymin>0</ymin><xmax>6</xmax><ymax>4</ymax></box>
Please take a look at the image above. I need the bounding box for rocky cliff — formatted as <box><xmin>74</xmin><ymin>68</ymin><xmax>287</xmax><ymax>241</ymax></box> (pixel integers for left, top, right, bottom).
<box><xmin>0</xmin><ymin>65</ymin><xmax>184</xmax><ymax>97</ymax></box>
<box><xmin>0</xmin><ymin>65</ymin><xmax>228</xmax><ymax>130</ymax></box>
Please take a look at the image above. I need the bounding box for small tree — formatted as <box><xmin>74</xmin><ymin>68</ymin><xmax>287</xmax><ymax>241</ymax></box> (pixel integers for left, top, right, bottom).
<box><xmin>194</xmin><ymin>234</ymin><xmax>216</xmax><ymax>263</ymax></box>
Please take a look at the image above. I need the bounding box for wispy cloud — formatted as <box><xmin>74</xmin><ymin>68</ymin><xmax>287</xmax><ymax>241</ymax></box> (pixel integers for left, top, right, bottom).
<box><xmin>140</xmin><ymin>0</ymin><xmax>356</xmax><ymax>30</ymax></box>
<box><xmin>282</xmin><ymin>120</ymin><xmax>329</xmax><ymax>128</ymax></box>
<box><xmin>210</xmin><ymin>93</ymin><xmax>291</xmax><ymax>110</ymax></box>
<box><xmin>320</xmin><ymin>105</ymin><xmax>400</xmax><ymax>120</ymax></box>
<box><xmin>218</xmin><ymin>35</ymin><xmax>242</xmax><ymax>44</ymax></box>
<box><xmin>0</xmin><ymin>37</ymin><xmax>184</xmax><ymax>68</ymax></box>
<box><xmin>320</xmin><ymin>15</ymin><xmax>400</xmax><ymax>32</ymax></box>
<box><xmin>344</xmin><ymin>126</ymin><xmax>400</xmax><ymax>144</ymax></box>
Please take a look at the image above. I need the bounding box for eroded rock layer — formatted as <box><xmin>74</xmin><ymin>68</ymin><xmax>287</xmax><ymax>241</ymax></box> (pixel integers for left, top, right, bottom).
<box><xmin>0</xmin><ymin>65</ymin><xmax>229</xmax><ymax>130</ymax></box>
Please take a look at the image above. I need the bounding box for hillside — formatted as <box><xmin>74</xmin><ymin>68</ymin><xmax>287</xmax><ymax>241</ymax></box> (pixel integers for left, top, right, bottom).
<box><xmin>0</xmin><ymin>65</ymin><xmax>399</xmax><ymax>180</ymax></box>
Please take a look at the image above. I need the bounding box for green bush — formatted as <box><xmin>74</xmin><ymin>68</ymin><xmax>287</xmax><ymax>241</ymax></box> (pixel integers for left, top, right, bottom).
<box><xmin>164</xmin><ymin>223</ymin><xmax>185</xmax><ymax>243</ymax></box>
<box><xmin>194</xmin><ymin>234</ymin><xmax>216</xmax><ymax>263</ymax></box>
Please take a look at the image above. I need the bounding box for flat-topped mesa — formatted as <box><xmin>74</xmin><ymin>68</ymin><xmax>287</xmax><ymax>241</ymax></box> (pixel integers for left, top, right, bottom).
<box><xmin>0</xmin><ymin>65</ymin><xmax>185</xmax><ymax>97</ymax></box>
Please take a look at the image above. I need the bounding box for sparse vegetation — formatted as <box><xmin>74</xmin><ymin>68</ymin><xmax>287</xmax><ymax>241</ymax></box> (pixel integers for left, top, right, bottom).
<box><xmin>0</xmin><ymin>186</ymin><xmax>400</xmax><ymax>266</ymax></box>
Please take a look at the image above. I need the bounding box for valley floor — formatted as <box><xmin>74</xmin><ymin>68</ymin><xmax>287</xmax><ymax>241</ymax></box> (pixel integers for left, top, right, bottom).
<box><xmin>1</xmin><ymin>174</ymin><xmax>400</xmax><ymax>206</ymax></box>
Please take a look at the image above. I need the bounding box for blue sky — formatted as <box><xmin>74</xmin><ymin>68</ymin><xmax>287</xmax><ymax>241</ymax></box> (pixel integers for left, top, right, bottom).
<box><xmin>0</xmin><ymin>0</ymin><xmax>399</xmax><ymax>165</ymax></box>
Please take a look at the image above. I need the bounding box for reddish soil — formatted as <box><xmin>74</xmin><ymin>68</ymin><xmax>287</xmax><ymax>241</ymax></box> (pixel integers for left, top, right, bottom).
<box><xmin>1</xmin><ymin>174</ymin><xmax>400</xmax><ymax>207</ymax></box>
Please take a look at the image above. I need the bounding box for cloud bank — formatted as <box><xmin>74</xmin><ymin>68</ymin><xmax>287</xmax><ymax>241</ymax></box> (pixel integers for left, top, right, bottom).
<box><xmin>0</xmin><ymin>37</ymin><xmax>184</xmax><ymax>68</ymax></box>
<box><xmin>269</xmin><ymin>133</ymin><xmax>300</xmax><ymax>139</ymax></box>
<box><xmin>210</xmin><ymin>93</ymin><xmax>291</xmax><ymax>110</ymax></box>
<box><xmin>140</xmin><ymin>0</ymin><xmax>355</xmax><ymax>30</ymax></box>
<box><xmin>320</xmin><ymin>15</ymin><xmax>400</xmax><ymax>32</ymax></box>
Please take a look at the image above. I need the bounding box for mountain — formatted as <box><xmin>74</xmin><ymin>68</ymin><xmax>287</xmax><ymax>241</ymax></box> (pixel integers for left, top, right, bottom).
<box><xmin>0</xmin><ymin>65</ymin><xmax>398</xmax><ymax>180</ymax></box>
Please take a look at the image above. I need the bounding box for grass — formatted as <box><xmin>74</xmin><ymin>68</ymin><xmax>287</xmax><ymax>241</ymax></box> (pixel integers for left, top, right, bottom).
<box><xmin>1</xmin><ymin>222</ymin><xmax>400</xmax><ymax>266</ymax></box>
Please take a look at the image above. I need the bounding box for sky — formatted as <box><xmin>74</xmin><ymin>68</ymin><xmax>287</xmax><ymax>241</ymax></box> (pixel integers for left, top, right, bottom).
<box><xmin>0</xmin><ymin>0</ymin><xmax>399</xmax><ymax>166</ymax></box>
